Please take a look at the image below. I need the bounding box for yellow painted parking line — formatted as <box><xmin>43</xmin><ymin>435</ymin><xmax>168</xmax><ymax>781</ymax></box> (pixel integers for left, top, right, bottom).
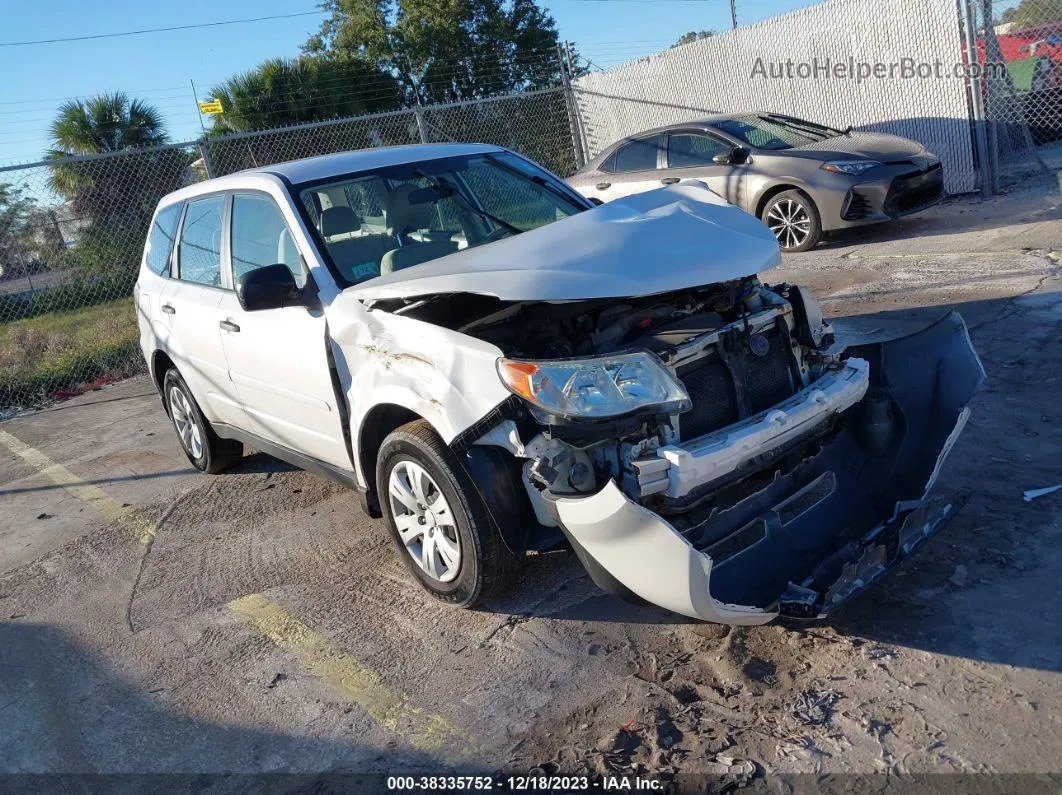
<box><xmin>230</xmin><ymin>594</ymin><xmax>476</xmax><ymax>762</ymax></box>
<box><xmin>0</xmin><ymin>428</ymin><xmax>157</xmax><ymax>543</ymax></box>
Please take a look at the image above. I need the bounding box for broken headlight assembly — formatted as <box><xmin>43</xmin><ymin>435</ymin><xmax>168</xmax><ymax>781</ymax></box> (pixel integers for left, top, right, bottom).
<box><xmin>497</xmin><ymin>352</ymin><xmax>691</xmax><ymax>420</ymax></box>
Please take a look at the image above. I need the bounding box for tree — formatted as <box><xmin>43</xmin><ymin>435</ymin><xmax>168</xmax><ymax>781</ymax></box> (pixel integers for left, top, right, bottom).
<box><xmin>45</xmin><ymin>93</ymin><xmax>188</xmax><ymax>286</ymax></box>
<box><xmin>304</xmin><ymin>0</ymin><xmax>565</xmax><ymax>104</ymax></box>
<box><xmin>999</xmin><ymin>0</ymin><xmax>1061</xmax><ymax>30</ymax></box>
<box><xmin>672</xmin><ymin>30</ymin><xmax>715</xmax><ymax>48</ymax></box>
<box><xmin>209</xmin><ymin>55</ymin><xmax>404</xmax><ymax>134</ymax></box>
<box><xmin>0</xmin><ymin>183</ymin><xmax>34</xmax><ymax>275</ymax></box>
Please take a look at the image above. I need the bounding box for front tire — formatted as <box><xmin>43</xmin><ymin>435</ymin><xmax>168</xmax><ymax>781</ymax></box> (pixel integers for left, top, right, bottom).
<box><xmin>163</xmin><ymin>369</ymin><xmax>243</xmax><ymax>474</ymax></box>
<box><xmin>377</xmin><ymin>420</ymin><xmax>518</xmax><ymax>607</ymax></box>
<box><xmin>761</xmin><ymin>190</ymin><xmax>822</xmax><ymax>253</ymax></box>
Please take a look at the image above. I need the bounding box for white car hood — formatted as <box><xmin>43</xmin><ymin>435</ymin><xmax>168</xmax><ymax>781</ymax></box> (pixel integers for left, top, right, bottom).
<box><xmin>345</xmin><ymin>183</ymin><xmax>781</xmax><ymax>303</ymax></box>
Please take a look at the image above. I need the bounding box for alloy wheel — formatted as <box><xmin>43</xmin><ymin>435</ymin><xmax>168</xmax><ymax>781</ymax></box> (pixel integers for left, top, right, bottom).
<box><xmin>387</xmin><ymin>460</ymin><xmax>461</xmax><ymax>583</ymax></box>
<box><xmin>765</xmin><ymin>199</ymin><xmax>812</xmax><ymax>250</ymax></box>
<box><xmin>168</xmin><ymin>387</ymin><xmax>203</xmax><ymax>460</ymax></box>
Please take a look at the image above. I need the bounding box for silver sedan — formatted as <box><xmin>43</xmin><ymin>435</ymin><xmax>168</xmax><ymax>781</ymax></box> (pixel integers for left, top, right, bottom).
<box><xmin>567</xmin><ymin>113</ymin><xmax>944</xmax><ymax>252</ymax></box>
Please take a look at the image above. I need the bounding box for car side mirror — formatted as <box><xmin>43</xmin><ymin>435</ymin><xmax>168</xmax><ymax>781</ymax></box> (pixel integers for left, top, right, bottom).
<box><xmin>714</xmin><ymin>146</ymin><xmax>749</xmax><ymax>165</ymax></box>
<box><xmin>236</xmin><ymin>264</ymin><xmax>300</xmax><ymax>311</ymax></box>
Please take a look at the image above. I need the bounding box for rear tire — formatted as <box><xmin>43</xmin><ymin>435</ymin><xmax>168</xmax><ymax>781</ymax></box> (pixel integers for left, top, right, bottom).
<box><xmin>761</xmin><ymin>190</ymin><xmax>822</xmax><ymax>253</ymax></box>
<box><xmin>162</xmin><ymin>368</ymin><xmax>243</xmax><ymax>474</ymax></box>
<box><xmin>377</xmin><ymin>419</ymin><xmax>518</xmax><ymax>607</ymax></box>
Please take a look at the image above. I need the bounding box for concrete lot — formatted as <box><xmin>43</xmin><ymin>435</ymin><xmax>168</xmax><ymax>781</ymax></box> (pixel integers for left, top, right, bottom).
<box><xmin>1</xmin><ymin>177</ymin><xmax>1061</xmax><ymax>781</ymax></box>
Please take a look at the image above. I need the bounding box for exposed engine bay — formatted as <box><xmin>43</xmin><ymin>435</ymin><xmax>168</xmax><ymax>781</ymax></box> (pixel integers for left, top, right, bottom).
<box><xmin>387</xmin><ymin>277</ymin><xmax>984</xmax><ymax>623</ymax></box>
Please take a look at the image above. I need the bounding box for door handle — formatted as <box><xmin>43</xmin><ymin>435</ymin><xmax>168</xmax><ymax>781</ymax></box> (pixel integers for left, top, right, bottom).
<box><xmin>161</xmin><ymin>303</ymin><xmax>175</xmax><ymax>315</ymax></box>
<box><xmin>595</xmin><ymin>182</ymin><xmax>611</xmax><ymax>190</ymax></box>
<box><xmin>661</xmin><ymin>177</ymin><xmax>681</xmax><ymax>185</ymax></box>
<box><xmin>219</xmin><ymin>319</ymin><xmax>241</xmax><ymax>333</ymax></box>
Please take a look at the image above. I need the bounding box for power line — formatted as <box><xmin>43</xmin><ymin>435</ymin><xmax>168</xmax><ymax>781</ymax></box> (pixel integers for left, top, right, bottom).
<box><xmin>0</xmin><ymin>10</ymin><xmax>325</xmax><ymax>47</ymax></box>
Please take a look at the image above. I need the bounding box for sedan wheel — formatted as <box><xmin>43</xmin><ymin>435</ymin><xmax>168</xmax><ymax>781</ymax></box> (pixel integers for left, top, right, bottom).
<box><xmin>761</xmin><ymin>190</ymin><xmax>822</xmax><ymax>253</ymax></box>
<box><xmin>388</xmin><ymin>460</ymin><xmax>461</xmax><ymax>583</ymax></box>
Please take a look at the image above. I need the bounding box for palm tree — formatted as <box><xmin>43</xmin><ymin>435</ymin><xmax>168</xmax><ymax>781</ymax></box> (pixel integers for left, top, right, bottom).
<box><xmin>48</xmin><ymin>93</ymin><xmax>168</xmax><ymax>157</ymax></box>
<box><xmin>44</xmin><ymin>93</ymin><xmax>187</xmax><ymax>285</ymax></box>
<box><xmin>45</xmin><ymin>93</ymin><xmax>182</xmax><ymax>222</ymax></box>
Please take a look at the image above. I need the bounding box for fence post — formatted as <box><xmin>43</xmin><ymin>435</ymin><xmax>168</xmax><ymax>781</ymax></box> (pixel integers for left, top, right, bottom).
<box><xmin>197</xmin><ymin>140</ymin><xmax>216</xmax><ymax>179</ymax></box>
<box><xmin>962</xmin><ymin>0</ymin><xmax>994</xmax><ymax>198</ymax></box>
<box><xmin>414</xmin><ymin>108</ymin><xmax>429</xmax><ymax>144</ymax></box>
<box><xmin>557</xmin><ymin>43</ymin><xmax>587</xmax><ymax>171</ymax></box>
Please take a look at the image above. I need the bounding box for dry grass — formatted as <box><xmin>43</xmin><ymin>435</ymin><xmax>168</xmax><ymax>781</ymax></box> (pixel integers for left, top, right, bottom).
<box><xmin>0</xmin><ymin>298</ymin><xmax>142</xmax><ymax>406</ymax></box>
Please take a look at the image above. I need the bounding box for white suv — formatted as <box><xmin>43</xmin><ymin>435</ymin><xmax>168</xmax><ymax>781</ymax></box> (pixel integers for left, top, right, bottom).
<box><xmin>136</xmin><ymin>143</ymin><xmax>984</xmax><ymax>624</ymax></box>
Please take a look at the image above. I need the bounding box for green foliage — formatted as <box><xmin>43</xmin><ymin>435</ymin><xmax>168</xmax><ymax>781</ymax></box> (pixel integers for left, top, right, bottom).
<box><xmin>0</xmin><ymin>183</ymin><xmax>34</xmax><ymax>272</ymax></box>
<box><xmin>304</xmin><ymin>0</ymin><xmax>564</xmax><ymax>103</ymax></box>
<box><xmin>672</xmin><ymin>30</ymin><xmax>716</xmax><ymax>48</ymax></box>
<box><xmin>0</xmin><ymin>298</ymin><xmax>141</xmax><ymax>406</ymax></box>
<box><xmin>46</xmin><ymin>92</ymin><xmax>186</xmax><ymax>226</ymax></box>
<box><xmin>1000</xmin><ymin>0</ymin><xmax>1062</xmax><ymax>30</ymax></box>
<box><xmin>209</xmin><ymin>56</ymin><xmax>404</xmax><ymax>134</ymax></box>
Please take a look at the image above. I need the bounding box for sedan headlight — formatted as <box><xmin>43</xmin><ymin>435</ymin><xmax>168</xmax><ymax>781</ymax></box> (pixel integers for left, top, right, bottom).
<box><xmin>497</xmin><ymin>352</ymin><xmax>691</xmax><ymax>420</ymax></box>
<box><xmin>820</xmin><ymin>160</ymin><xmax>881</xmax><ymax>175</ymax></box>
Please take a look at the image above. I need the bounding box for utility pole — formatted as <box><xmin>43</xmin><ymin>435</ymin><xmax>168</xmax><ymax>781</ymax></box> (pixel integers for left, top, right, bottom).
<box><xmin>729</xmin><ymin>0</ymin><xmax>738</xmax><ymax>29</ymax></box>
<box><xmin>190</xmin><ymin>79</ymin><xmax>208</xmax><ymax>137</ymax></box>
<box><xmin>557</xmin><ymin>42</ymin><xmax>586</xmax><ymax>170</ymax></box>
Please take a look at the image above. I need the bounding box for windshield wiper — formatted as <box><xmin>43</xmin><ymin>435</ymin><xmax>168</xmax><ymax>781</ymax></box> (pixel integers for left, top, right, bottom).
<box><xmin>482</xmin><ymin>154</ymin><xmax>586</xmax><ymax>209</ymax></box>
<box><xmin>412</xmin><ymin>169</ymin><xmax>523</xmax><ymax>237</ymax></box>
<box><xmin>762</xmin><ymin>114</ymin><xmax>835</xmax><ymax>140</ymax></box>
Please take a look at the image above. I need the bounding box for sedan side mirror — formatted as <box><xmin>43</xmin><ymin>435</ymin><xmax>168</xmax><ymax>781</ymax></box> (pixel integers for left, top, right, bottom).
<box><xmin>236</xmin><ymin>264</ymin><xmax>300</xmax><ymax>311</ymax></box>
<box><xmin>714</xmin><ymin>146</ymin><xmax>749</xmax><ymax>165</ymax></box>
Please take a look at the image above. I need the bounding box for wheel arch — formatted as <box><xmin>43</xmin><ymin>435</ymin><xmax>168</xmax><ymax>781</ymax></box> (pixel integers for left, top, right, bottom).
<box><xmin>357</xmin><ymin>403</ymin><xmax>425</xmax><ymax>517</ymax></box>
<box><xmin>151</xmin><ymin>350</ymin><xmax>176</xmax><ymax>398</ymax></box>
<box><xmin>754</xmin><ymin>181</ymin><xmax>816</xmax><ymax>219</ymax></box>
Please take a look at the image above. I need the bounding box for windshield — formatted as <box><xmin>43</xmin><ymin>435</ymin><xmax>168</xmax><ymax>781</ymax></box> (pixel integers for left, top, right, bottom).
<box><xmin>711</xmin><ymin>114</ymin><xmax>840</xmax><ymax>150</ymax></box>
<box><xmin>295</xmin><ymin>152</ymin><xmax>588</xmax><ymax>287</ymax></box>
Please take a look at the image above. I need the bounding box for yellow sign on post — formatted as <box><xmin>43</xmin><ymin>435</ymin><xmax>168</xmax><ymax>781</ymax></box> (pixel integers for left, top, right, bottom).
<box><xmin>198</xmin><ymin>99</ymin><xmax>224</xmax><ymax>115</ymax></box>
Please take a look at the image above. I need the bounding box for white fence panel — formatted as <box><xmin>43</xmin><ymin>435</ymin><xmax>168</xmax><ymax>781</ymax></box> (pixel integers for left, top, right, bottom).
<box><xmin>573</xmin><ymin>0</ymin><xmax>976</xmax><ymax>193</ymax></box>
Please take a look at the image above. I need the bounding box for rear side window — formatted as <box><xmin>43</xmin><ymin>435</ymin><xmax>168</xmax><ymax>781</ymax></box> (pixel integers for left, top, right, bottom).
<box><xmin>613</xmin><ymin>137</ymin><xmax>659</xmax><ymax>172</ymax></box>
<box><xmin>144</xmin><ymin>203</ymin><xmax>182</xmax><ymax>276</ymax></box>
<box><xmin>178</xmin><ymin>196</ymin><xmax>225</xmax><ymax>287</ymax></box>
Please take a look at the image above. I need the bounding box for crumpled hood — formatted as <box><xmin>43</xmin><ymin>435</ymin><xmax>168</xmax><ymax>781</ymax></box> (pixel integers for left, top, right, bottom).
<box><xmin>345</xmin><ymin>183</ymin><xmax>781</xmax><ymax>302</ymax></box>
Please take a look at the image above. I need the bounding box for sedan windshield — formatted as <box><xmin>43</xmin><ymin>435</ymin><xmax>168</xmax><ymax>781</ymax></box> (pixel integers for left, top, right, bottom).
<box><xmin>711</xmin><ymin>114</ymin><xmax>840</xmax><ymax>150</ymax></box>
<box><xmin>295</xmin><ymin>152</ymin><xmax>588</xmax><ymax>287</ymax></box>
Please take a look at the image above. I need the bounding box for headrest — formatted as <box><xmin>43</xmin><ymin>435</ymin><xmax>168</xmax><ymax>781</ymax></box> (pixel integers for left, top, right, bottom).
<box><xmin>319</xmin><ymin>206</ymin><xmax>362</xmax><ymax>237</ymax></box>
<box><xmin>385</xmin><ymin>183</ymin><xmax>436</xmax><ymax>237</ymax></box>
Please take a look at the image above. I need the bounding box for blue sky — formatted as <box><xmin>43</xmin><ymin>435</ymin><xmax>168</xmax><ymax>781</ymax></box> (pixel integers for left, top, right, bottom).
<box><xmin>0</xmin><ymin>0</ymin><xmax>818</xmax><ymax>166</ymax></box>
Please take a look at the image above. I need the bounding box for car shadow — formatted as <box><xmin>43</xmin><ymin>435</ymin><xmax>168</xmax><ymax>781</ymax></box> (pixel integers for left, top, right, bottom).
<box><xmin>0</xmin><ymin>621</ymin><xmax>492</xmax><ymax>785</ymax></box>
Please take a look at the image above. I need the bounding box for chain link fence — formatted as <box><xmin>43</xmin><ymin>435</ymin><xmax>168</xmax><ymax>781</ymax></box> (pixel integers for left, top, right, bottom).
<box><xmin>971</xmin><ymin>0</ymin><xmax>1062</xmax><ymax>184</ymax></box>
<box><xmin>0</xmin><ymin>88</ymin><xmax>578</xmax><ymax>412</ymax></box>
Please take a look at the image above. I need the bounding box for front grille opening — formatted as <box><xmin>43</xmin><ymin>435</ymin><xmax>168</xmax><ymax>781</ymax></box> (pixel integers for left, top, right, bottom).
<box><xmin>676</xmin><ymin>326</ymin><xmax>797</xmax><ymax>441</ymax></box>
<box><xmin>842</xmin><ymin>189</ymin><xmax>872</xmax><ymax>221</ymax></box>
<box><xmin>886</xmin><ymin>163</ymin><xmax>944</xmax><ymax>216</ymax></box>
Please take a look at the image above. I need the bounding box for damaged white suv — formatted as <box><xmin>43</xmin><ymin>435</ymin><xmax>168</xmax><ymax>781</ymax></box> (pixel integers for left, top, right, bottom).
<box><xmin>136</xmin><ymin>143</ymin><xmax>984</xmax><ymax>624</ymax></box>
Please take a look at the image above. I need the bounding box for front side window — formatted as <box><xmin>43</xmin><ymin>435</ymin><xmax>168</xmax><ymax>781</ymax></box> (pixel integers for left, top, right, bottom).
<box><xmin>177</xmin><ymin>196</ymin><xmax>225</xmax><ymax>287</ymax></box>
<box><xmin>667</xmin><ymin>133</ymin><xmax>729</xmax><ymax>168</ymax></box>
<box><xmin>144</xmin><ymin>203</ymin><xmax>182</xmax><ymax>276</ymax></box>
<box><xmin>295</xmin><ymin>153</ymin><xmax>587</xmax><ymax>287</ymax></box>
<box><xmin>230</xmin><ymin>194</ymin><xmax>304</xmax><ymax>287</ymax></box>
<box><xmin>613</xmin><ymin>137</ymin><xmax>659</xmax><ymax>172</ymax></box>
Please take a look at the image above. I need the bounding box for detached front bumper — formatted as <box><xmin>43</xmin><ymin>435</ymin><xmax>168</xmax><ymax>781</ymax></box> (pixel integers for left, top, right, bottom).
<box><xmin>548</xmin><ymin>312</ymin><xmax>985</xmax><ymax>624</ymax></box>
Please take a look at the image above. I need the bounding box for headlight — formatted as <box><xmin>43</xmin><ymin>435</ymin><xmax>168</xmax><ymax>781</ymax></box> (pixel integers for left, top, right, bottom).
<box><xmin>820</xmin><ymin>160</ymin><xmax>881</xmax><ymax>175</ymax></box>
<box><xmin>497</xmin><ymin>352</ymin><xmax>691</xmax><ymax>420</ymax></box>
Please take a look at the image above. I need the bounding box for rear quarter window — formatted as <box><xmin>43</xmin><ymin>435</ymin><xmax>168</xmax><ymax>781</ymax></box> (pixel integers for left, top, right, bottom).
<box><xmin>144</xmin><ymin>203</ymin><xmax>183</xmax><ymax>277</ymax></box>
